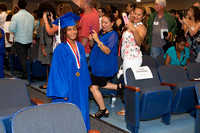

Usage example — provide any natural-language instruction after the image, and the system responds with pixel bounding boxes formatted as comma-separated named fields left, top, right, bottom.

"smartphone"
left=122, top=13, right=129, bottom=25
left=89, top=25, right=94, bottom=34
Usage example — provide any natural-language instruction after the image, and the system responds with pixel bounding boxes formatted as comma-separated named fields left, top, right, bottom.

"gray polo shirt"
left=151, top=14, right=168, bottom=47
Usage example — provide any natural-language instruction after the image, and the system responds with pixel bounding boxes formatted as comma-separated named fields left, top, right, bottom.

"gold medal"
left=76, top=72, right=80, bottom=77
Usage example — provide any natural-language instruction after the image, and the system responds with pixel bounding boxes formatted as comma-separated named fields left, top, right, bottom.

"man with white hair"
left=193, top=2, right=200, bottom=9
left=147, top=0, right=177, bottom=58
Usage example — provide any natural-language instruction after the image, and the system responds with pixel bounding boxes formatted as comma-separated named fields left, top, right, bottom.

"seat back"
left=156, top=55, right=165, bottom=67
left=126, top=67, right=160, bottom=88
left=141, top=55, right=157, bottom=68
left=189, top=54, right=196, bottom=63
left=0, top=78, right=32, bottom=117
left=28, top=43, right=39, bottom=60
left=12, top=103, right=87, bottom=133
left=158, top=65, right=188, bottom=84
left=186, top=63, right=200, bottom=80
left=0, top=120, right=6, bottom=133
left=125, top=68, right=172, bottom=127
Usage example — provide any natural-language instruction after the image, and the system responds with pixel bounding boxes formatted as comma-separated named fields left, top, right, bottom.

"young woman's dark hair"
left=175, top=30, right=187, bottom=44
left=189, top=6, right=200, bottom=22
left=37, top=2, right=56, bottom=20
left=61, top=27, right=68, bottom=43
left=6, top=13, right=12, bottom=21
left=18, top=0, right=27, bottom=9
left=98, top=7, right=106, bottom=14
left=0, top=3, right=7, bottom=11
left=99, top=13, right=119, bottom=35
left=149, top=7, right=155, bottom=13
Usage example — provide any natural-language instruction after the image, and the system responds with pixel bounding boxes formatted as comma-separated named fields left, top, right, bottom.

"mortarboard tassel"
left=58, top=19, right=61, bottom=44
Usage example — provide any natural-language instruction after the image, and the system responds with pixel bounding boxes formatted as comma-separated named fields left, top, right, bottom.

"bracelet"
left=98, top=42, right=103, bottom=48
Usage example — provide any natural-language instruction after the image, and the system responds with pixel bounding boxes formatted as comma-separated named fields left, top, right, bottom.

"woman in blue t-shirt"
left=164, top=34, right=190, bottom=69
left=89, top=13, right=123, bottom=118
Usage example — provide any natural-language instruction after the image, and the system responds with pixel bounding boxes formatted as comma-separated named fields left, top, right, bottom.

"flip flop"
left=116, top=108, right=125, bottom=116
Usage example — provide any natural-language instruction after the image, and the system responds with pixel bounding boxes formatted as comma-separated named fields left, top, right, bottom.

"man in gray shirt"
left=147, top=0, right=177, bottom=58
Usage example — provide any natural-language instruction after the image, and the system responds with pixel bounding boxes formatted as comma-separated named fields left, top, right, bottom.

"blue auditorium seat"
left=186, top=63, right=200, bottom=81
left=196, top=105, right=200, bottom=133
left=0, top=78, right=43, bottom=133
left=155, top=55, right=165, bottom=67
left=12, top=103, right=88, bottom=133
left=124, top=67, right=172, bottom=133
left=27, top=44, right=47, bottom=84
left=141, top=55, right=157, bottom=69
left=158, top=65, right=198, bottom=115
left=195, top=83, right=200, bottom=133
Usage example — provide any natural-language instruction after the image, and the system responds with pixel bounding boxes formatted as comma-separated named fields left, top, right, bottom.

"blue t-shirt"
left=164, top=46, right=190, bottom=66
left=89, top=31, right=118, bottom=77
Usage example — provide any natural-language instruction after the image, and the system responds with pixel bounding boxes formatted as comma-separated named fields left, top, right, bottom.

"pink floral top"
left=121, top=30, right=142, bottom=59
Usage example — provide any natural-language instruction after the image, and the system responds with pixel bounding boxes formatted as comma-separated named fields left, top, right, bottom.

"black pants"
left=14, top=42, right=31, bottom=77
left=4, top=47, right=11, bottom=68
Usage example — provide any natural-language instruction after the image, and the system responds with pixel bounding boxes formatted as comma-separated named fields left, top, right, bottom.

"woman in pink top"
left=117, top=7, right=147, bottom=116
left=121, top=6, right=147, bottom=84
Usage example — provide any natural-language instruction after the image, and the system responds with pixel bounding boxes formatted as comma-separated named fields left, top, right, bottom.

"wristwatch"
left=98, top=42, right=103, bottom=48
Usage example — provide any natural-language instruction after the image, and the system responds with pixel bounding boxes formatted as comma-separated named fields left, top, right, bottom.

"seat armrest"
left=88, top=129, right=100, bottom=133
left=124, top=85, right=140, bottom=92
left=196, top=105, right=200, bottom=110
left=31, top=97, right=44, bottom=105
left=161, top=82, right=177, bottom=87
left=190, top=78, right=200, bottom=81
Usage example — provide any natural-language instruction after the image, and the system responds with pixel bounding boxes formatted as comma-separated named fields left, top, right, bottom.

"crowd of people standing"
left=0, top=0, right=200, bottom=131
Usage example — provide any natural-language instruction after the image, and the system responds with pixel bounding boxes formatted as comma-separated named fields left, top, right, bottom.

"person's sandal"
left=93, top=108, right=109, bottom=118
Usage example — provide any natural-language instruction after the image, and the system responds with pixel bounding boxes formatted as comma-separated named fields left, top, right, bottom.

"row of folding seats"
left=0, top=78, right=100, bottom=133
left=141, top=54, right=197, bottom=69
left=0, top=102, right=91, bottom=133
left=124, top=64, right=200, bottom=133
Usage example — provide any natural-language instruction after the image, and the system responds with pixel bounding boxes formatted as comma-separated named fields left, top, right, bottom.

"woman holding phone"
left=89, top=13, right=124, bottom=118
left=118, top=6, right=147, bottom=115
left=121, top=6, right=147, bottom=84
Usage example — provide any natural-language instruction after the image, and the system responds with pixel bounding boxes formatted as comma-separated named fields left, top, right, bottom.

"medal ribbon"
left=67, top=39, right=81, bottom=69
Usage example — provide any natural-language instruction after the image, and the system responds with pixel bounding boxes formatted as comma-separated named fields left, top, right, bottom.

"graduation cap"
left=53, top=11, right=81, bottom=28
left=52, top=12, right=81, bottom=45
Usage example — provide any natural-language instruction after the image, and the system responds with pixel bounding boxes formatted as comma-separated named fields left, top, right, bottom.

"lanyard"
left=67, top=39, right=81, bottom=69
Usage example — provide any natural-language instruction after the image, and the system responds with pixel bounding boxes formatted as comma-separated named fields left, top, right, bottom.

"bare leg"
left=90, top=85, right=109, bottom=115
left=102, top=82, right=122, bottom=90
